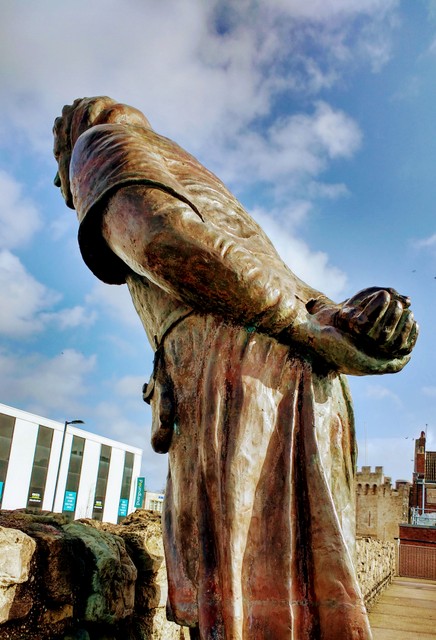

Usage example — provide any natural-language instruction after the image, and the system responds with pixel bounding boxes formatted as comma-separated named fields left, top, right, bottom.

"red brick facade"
left=399, top=524, right=436, bottom=547
left=410, top=430, right=436, bottom=518
left=398, top=524, right=436, bottom=579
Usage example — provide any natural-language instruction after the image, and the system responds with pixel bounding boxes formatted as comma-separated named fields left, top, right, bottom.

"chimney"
left=415, top=430, right=426, bottom=476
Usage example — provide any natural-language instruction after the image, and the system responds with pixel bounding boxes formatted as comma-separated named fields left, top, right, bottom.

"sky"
left=1, top=0, right=436, bottom=491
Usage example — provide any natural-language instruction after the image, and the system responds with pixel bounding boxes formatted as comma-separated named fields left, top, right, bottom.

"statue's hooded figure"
left=54, top=96, right=416, bottom=639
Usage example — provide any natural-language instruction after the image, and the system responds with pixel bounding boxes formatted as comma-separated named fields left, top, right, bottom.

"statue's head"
left=53, top=96, right=152, bottom=209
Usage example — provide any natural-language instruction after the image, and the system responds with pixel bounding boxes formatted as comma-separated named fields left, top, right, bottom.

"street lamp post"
left=51, top=419, right=84, bottom=512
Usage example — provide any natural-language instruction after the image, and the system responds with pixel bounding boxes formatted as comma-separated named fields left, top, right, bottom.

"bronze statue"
left=53, top=97, right=417, bottom=640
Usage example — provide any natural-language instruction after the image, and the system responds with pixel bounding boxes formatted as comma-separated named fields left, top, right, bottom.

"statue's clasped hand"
left=334, top=287, right=418, bottom=358
left=304, top=286, right=418, bottom=375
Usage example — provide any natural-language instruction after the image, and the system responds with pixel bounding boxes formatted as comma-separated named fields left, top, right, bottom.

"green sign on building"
left=134, top=477, right=145, bottom=508
left=63, top=491, right=77, bottom=512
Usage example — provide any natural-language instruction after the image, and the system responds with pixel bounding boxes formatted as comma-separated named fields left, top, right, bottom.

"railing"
left=410, top=507, right=436, bottom=526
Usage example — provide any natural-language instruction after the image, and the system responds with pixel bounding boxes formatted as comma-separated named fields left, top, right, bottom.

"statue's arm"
left=101, top=185, right=417, bottom=375
left=101, top=185, right=319, bottom=332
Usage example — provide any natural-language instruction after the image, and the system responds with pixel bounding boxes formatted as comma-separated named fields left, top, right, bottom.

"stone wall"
left=0, top=509, right=398, bottom=637
left=356, top=466, right=410, bottom=540
left=0, top=509, right=188, bottom=640
left=355, top=537, right=397, bottom=609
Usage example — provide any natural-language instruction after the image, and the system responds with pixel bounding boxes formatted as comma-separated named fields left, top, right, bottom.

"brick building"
left=409, top=430, right=436, bottom=525
left=398, top=524, right=436, bottom=579
left=356, top=466, right=410, bottom=541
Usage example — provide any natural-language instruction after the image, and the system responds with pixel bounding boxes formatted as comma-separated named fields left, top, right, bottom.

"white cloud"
left=0, top=0, right=397, bottom=158
left=114, top=375, right=146, bottom=400
left=0, top=171, right=41, bottom=249
left=307, top=181, right=349, bottom=199
left=215, top=102, right=362, bottom=193
left=0, top=250, right=60, bottom=337
left=86, top=281, right=144, bottom=329
left=365, top=384, right=402, bottom=407
left=250, top=207, right=347, bottom=299
left=93, top=400, right=147, bottom=447
left=413, top=233, right=436, bottom=250
left=311, top=101, right=362, bottom=158
left=43, top=305, right=97, bottom=330
left=0, top=250, right=94, bottom=337
left=0, top=348, right=96, bottom=417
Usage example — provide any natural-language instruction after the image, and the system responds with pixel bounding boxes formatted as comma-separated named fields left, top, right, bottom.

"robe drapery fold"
left=152, top=314, right=372, bottom=640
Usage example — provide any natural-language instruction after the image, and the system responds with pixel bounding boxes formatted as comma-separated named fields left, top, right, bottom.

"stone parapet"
left=355, top=536, right=397, bottom=609
left=0, top=509, right=398, bottom=636
left=0, top=509, right=188, bottom=640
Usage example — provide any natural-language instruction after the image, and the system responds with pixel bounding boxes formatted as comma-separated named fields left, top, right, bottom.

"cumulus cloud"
left=114, top=375, right=147, bottom=400
left=0, top=171, right=41, bottom=249
left=93, top=400, right=147, bottom=448
left=0, top=250, right=95, bottom=337
left=0, top=348, right=96, bottom=417
left=213, top=102, right=362, bottom=199
left=0, top=250, right=59, bottom=337
left=365, top=384, right=402, bottom=407
left=251, top=207, right=347, bottom=299
left=0, top=0, right=397, bottom=158
left=86, top=281, right=144, bottom=329
left=43, top=305, right=97, bottom=330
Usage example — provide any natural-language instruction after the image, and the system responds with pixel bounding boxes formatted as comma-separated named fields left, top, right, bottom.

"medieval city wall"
left=355, top=537, right=397, bottom=609
left=356, top=466, right=410, bottom=541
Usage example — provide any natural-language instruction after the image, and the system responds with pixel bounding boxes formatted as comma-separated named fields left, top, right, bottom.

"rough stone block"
left=0, top=526, right=36, bottom=623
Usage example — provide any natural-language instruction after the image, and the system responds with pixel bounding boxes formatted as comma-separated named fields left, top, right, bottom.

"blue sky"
left=1, top=0, right=435, bottom=490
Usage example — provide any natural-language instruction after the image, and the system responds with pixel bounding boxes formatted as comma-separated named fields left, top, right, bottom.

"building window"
left=62, top=435, right=85, bottom=519
left=92, top=444, right=112, bottom=521
left=150, top=499, right=163, bottom=513
left=27, top=425, right=53, bottom=509
left=426, top=453, right=436, bottom=482
left=118, top=451, right=134, bottom=523
left=0, top=413, right=15, bottom=508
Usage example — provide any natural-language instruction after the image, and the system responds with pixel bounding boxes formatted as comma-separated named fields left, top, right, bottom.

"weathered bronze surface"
left=53, top=97, right=418, bottom=640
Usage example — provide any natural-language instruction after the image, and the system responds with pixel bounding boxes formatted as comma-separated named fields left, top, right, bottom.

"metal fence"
left=410, top=507, right=436, bottom=527
left=399, top=544, right=436, bottom=580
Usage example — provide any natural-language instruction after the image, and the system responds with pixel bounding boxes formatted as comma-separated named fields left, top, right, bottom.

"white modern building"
left=144, top=490, right=165, bottom=513
left=0, top=402, right=144, bottom=524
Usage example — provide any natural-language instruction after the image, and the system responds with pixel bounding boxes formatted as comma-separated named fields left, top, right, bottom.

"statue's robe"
left=69, top=122, right=372, bottom=639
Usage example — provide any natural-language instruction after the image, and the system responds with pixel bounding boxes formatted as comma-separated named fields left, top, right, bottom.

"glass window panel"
left=0, top=413, right=15, bottom=507
left=27, top=425, right=53, bottom=509
left=92, top=444, right=112, bottom=521
left=62, top=436, right=85, bottom=520
left=117, top=451, right=134, bottom=523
